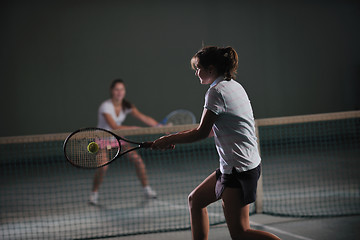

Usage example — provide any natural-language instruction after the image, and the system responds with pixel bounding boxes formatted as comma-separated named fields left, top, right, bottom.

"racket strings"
left=166, top=110, right=196, bottom=125
left=64, top=129, right=120, bottom=168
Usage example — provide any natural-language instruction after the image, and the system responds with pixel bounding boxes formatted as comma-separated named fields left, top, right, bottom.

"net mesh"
left=0, top=125, right=229, bottom=240
left=0, top=111, right=359, bottom=239
left=257, top=111, right=360, bottom=217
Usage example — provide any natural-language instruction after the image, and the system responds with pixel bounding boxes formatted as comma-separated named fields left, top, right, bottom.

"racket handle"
left=142, top=141, right=175, bottom=150
left=167, top=144, right=175, bottom=150
left=141, top=141, right=153, bottom=148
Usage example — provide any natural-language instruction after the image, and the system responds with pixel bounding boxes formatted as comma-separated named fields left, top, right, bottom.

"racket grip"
left=141, top=141, right=153, bottom=148
left=167, top=144, right=175, bottom=150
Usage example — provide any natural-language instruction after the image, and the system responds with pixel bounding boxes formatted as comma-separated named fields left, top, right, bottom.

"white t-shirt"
left=97, top=99, right=132, bottom=130
left=204, top=77, right=261, bottom=174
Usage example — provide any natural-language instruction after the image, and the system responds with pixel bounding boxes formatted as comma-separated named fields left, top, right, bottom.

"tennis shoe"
left=89, top=192, right=98, bottom=205
left=144, top=186, right=157, bottom=199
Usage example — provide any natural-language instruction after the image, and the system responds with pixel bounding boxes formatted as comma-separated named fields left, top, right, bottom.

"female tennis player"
left=151, top=46, right=280, bottom=240
left=89, top=79, right=158, bottom=204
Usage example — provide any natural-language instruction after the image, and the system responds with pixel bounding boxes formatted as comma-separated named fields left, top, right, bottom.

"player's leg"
left=222, top=188, right=280, bottom=240
left=127, top=150, right=148, bottom=187
left=90, top=149, right=109, bottom=204
left=92, top=165, right=109, bottom=192
left=126, top=146, right=156, bottom=198
left=188, top=171, right=218, bottom=240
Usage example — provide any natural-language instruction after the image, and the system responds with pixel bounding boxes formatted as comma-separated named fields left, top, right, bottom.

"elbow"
left=195, top=129, right=211, bottom=141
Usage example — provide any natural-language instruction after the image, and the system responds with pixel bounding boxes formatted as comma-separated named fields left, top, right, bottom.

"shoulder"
left=218, top=79, right=245, bottom=94
left=217, top=79, right=240, bottom=88
left=99, top=99, right=113, bottom=107
left=99, top=99, right=112, bottom=106
left=205, top=86, right=221, bottom=100
left=99, top=99, right=113, bottom=112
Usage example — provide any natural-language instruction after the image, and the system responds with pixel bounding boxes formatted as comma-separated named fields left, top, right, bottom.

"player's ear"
left=208, top=65, right=217, bottom=75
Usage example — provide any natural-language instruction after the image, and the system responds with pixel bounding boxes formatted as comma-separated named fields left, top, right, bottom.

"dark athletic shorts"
left=215, top=164, right=261, bottom=205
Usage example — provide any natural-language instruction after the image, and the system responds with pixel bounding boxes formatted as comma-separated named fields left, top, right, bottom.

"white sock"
left=90, top=191, right=98, bottom=202
left=143, top=186, right=151, bottom=192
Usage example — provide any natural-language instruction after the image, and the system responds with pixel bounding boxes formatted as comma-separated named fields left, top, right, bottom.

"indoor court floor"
left=116, top=214, right=360, bottom=240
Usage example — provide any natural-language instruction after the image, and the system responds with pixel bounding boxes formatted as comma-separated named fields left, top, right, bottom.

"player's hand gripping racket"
left=63, top=127, right=154, bottom=169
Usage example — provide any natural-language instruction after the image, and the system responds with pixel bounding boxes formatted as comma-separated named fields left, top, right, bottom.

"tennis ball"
left=87, top=142, right=99, bottom=154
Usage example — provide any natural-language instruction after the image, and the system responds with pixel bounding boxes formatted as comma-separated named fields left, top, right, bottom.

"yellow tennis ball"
left=87, top=142, right=99, bottom=154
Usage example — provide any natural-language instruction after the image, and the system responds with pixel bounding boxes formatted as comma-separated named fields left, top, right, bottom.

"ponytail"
left=221, top=47, right=238, bottom=80
left=191, top=46, right=239, bottom=80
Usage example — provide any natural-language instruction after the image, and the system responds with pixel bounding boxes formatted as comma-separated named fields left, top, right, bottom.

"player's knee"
left=129, top=154, right=142, bottom=163
left=134, top=159, right=144, bottom=167
left=188, top=192, right=195, bottom=209
left=99, top=165, right=109, bottom=173
left=188, top=191, right=200, bottom=210
left=229, top=229, right=247, bottom=240
left=128, top=152, right=137, bottom=158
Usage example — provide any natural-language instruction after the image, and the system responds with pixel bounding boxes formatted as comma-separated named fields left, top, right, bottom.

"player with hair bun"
left=151, top=46, right=280, bottom=240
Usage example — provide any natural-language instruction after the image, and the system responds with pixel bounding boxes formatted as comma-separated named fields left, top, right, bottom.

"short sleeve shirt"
left=97, top=99, right=132, bottom=130
left=204, top=77, right=261, bottom=174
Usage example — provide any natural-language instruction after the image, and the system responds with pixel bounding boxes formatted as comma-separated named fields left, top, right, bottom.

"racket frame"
left=160, top=109, right=196, bottom=125
left=63, top=127, right=151, bottom=169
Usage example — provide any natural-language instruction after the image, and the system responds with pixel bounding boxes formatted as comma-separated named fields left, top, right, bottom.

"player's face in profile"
left=111, top=83, right=126, bottom=102
left=195, top=65, right=213, bottom=85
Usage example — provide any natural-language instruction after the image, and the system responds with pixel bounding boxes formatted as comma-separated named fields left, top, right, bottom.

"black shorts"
left=215, top=164, right=261, bottom=205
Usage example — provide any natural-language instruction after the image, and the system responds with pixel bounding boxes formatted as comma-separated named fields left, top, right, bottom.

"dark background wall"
left=1, top=0, right=359, bottom=137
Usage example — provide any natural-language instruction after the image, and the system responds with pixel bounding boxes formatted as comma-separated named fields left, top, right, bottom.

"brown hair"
left=110, top=79, right=133, bottom=110
left=191, top=46, right=239, bottom=80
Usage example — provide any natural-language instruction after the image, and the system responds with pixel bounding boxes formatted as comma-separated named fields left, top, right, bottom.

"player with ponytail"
left=152, top=46, right=280, bottom=240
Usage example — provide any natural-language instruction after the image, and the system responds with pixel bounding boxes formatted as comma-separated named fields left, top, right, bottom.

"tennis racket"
left=63, top=127, right=155, bottom=169
left=160, top=109, right=196, bottom=125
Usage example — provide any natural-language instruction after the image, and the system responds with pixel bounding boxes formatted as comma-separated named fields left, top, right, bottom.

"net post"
left=255, top=122, right=263, bottom=214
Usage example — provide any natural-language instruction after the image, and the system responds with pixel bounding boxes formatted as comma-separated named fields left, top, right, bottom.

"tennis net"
left=0, top=111, right=359, bottom=239
left=256, top=110, right=360, bottom=217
